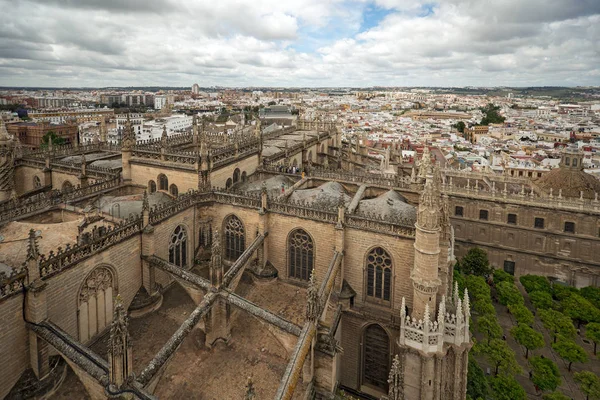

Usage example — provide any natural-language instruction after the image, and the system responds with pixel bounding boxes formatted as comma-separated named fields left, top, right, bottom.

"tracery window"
left=224, top=215, right=245, bottom=261
left=288, top=228, right=314, bottom=281
left=169, top=225, right=188, bottom=268
left=78, top=266, right=114, bottom=343
left=366, top=247, right=392, bottom=301
left=363, top=324, right=390, bottom=391
left=33, top=176, right=42, bottom=188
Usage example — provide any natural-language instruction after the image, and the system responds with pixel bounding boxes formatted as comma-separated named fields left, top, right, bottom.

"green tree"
left=459, top=248, right=492, bottom=276
left=552, top=338, right=588, bottom=372
left=561, top=294, right=600, bottom=327
left=553, top=284, right=579, bottom=301
left=509, top=303, right=534, bottom=326
left=493, top=269, right=514, bottom=285
left=585, top=322, right=600, bottom=355
left=489, top=375, right=526, bottom=400
left=466, top=356, right=489, bottom=400
left=530, top=291, right=554, bottom=310
left=519, top=275, right=552, bottom=293
left=574, top=371, right=600, bottom=400
left=542, top=391, right=570, bottom=400
left=454, top=268, right=466, bottom=294
left=497, top=281, right=524, bottom=306
left=539, top=309, right=576, bottom=343
left=480, top=339, right=522, bottom=376
left=40, top=131, right=66, bottom=148
left=580, top=286, right=600, bottom=309
left=474, top=298, right=496, bottom=316
left=511, top=323, right=544, bottom=359
left=454, top=121, right=466, bottom=133
left=479, top=103, right=506, bottom=126
left=478, top=314, right=503, bottom=344
left=466, top=275, right=491, bottom=301
left=530, top=356, right=561, bottom=392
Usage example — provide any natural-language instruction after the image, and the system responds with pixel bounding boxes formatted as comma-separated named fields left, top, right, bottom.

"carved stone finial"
left=108, top=294, right=133, bottom=387
left=387, top=354, right=404, bottom=400
left=244, top=376, right=256, bottom=400
left=306, top=269, right=319, bottom=322
left=142, top=190, right=149, bottom=213
left=26, top=229, right=39, bottom=261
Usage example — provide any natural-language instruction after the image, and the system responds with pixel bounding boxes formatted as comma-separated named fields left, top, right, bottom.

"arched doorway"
left=362, top=324, right=390, bottom=392
left=169, top=225, right=188, bottom=268
left=78, top=266, right=115, bottom=343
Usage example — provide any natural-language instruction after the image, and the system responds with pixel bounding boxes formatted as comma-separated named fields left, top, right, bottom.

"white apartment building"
left=139, top=115, right=194, bottom=141
left=154, top=96, right=167, bottom=110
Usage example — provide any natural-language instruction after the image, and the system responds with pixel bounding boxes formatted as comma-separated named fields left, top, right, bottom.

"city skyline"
left=0, top=0, right=599, bottom=87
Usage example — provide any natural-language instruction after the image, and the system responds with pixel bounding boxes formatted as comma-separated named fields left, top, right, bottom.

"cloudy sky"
left=0, top=0, right=598, bottom=87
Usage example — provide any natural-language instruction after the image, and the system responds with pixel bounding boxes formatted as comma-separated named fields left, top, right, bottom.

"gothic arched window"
left=226, top=178, right=233, bottom=189
left=169, top=225, right=188, bottom=268
left=158, top=174, right=168, bottom=191
left=148, top=180, right=156, bottom=193
left=362, top=324, right=390, bottom=391
left=169, top=184, right=178, bottom=197
left=78, top=266, right=115, bottom=343
left=288, top=228, right=314, bottom=281
left=224, top=215, right=245, bottom=261
left=366, top=247, right=392, bottom=301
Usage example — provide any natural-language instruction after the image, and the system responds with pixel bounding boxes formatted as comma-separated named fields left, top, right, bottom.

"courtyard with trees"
left=458, top=247, right=600, bottom=400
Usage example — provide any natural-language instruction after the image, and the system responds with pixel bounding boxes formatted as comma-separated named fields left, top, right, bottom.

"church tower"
left=0, top=119, right=16, bottom=202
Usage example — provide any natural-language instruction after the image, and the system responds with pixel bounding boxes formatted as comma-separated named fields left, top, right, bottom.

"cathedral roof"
left=357, top=190, right=416, bottom=224
left=289, top=181, right=351, bottom=209
left=535, top=168, right=600, bottom=199
left=535, top=145, right=600, bottom=199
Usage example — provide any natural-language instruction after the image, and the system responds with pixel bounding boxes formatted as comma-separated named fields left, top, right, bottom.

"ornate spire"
left=121, top=114, right=135, bottom=150
left=416, top=174, right=440, bottom=230
left=161, top=125, right=168, bottom=146
left=142, top=190, right=149, bottom=213
left=0, top=118, right=11, bottom=141
left=244, top=377, right=256, bottom=400
left=387, top=354, right=404, bottom=400
left=108, top=295, right=133, bottom=387
left=306, top=269, right=319, bottom=322
left=26, top=229, right=39, bottom=261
